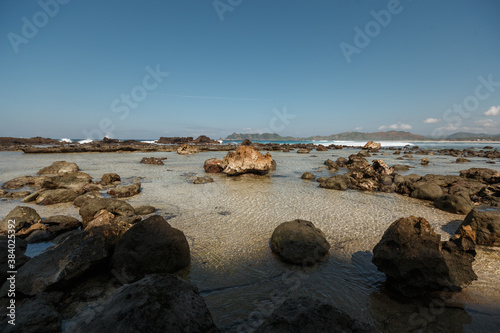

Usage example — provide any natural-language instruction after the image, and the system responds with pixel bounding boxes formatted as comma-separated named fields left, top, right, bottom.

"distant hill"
left=446, top=132, right=500, bottom=141
left=307, top=131, right=428, bottom=141
left=225, top=133, right=295, bottom=141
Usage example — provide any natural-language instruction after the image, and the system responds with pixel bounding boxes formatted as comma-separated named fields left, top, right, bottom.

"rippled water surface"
left=1, top=149, right=499, bottom=331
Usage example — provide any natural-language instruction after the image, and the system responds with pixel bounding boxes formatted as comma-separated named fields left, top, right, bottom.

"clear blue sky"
left=1, top=0, right=499, bottom=139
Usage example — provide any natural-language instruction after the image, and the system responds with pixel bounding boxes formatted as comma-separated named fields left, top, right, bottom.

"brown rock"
left=219, top=145, right=275, bottom=176
left=177, top=144, right=199, bottom=155
left=37, top=161, right=79, bottom=175
left=203, top=158, right=223, bottom=173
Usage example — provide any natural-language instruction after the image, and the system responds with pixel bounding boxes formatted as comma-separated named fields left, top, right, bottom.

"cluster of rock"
left=1, top=161, right=142, bottom=205
left=157, top=135, right=219, bottom=144
left=140, top=157, right=165, bottom=165
left=313, top=152, right=500, bottom=215
left=0, top=196, right=218, bottom=331
left=204, top=145, right=276, bottom=176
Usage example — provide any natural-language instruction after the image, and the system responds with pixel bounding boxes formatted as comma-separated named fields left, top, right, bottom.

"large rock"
left=107, top=182, right=141, bottom=198
left=301, top=172, right=316, bottom=180
left=363, top=141, right=381, bottom=150
left=79, top=198, right=135, bottom=224
left=35, top=189, right=78, bottom=205
left=177, top=143, right=199, bottom=155
left=48, top=172, right=93, bottom=193
left=1, top=206, right=41, bottom=233
left=73, top=192, right=102, bottom=207
left=43, top=215, right=82, bottom=236
left=372, top=216, right=477, bottom=297
left=37, top=161, right=79, bottom=175
left=0, top=236, right=29, bottom=283
left=433, top=193, right=474, bottom=215
left=204, top=158, right=223, bottom=173
left=319, top=175, right=350, bottom=191
left=410, top=182, right=444, bottom=201
left=255, top=296, right=373, bottom=333
left=1, top=230, right=110, bottom=296
left=64, top=274, right=218, bottom=333
left=270, top=219, right=330, bottom=265
left=460, top=167, right=500, bottom=184
left=219, top=145, right=275, bottom=176
left=112, top=215, right=190, bottom=283
left=459, top=208, right=500, bottom=246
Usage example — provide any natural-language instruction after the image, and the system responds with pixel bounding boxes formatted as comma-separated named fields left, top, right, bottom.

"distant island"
left=225, top=131, right=500, bottom=142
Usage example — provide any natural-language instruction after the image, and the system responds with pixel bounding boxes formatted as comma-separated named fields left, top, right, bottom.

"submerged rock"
left=134, top=205, right=156, bottom=215
left=301, top=172, right=316, bottom=180
left=140, top=157, right=164, bottom=165
left=372, top=216, right=477, bottom=297
left=112, top=215, right=190, bottom=283
left=270, top=219, right=330, bottom=265
left=458, top=208, right=500, bottom=246
left=37, top=161, right=79, bottom=175
left=255, top=296, right=373, bottom=333
left=64, top=274, right=218, bottom=333
left=219, top=145, right=275, bottom=176
left=193, top=176, right=214, bottom=184
left=319, top=175, right=350, bottom=191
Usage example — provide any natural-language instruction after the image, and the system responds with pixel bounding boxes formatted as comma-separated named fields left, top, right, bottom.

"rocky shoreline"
left=0, top=141, right=499, bottom=332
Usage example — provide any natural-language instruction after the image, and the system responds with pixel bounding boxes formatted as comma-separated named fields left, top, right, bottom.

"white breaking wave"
left=79, top=139, right=93, bottom=144
left=141, top=140, right=157, bottom=144
left=59, top=138, right=72, bottom=143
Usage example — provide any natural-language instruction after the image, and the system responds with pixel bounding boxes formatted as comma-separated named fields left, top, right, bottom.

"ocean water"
left=0, top=149, right=499, bottom=331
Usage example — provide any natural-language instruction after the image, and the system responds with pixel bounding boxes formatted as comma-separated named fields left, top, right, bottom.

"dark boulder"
left=460, top=168, right=500, bottom=184
left=44, top=215, right=82, bottom=236
left=372, top=216, right=477, bottom=297
left=433, top=193, right=474, bottom=215
left=35, top=189, right=78, bottom=205
left=319, top=175, right=350, bottom=191
left=204, top=158, right=223, bottom=173
left=410, top=182, right=444, bottom=201
left=241, top=139, right=252, bottom=146
left=255, top=296, right=373, bottom=333
left=140, top=157, right=164, bottom=165
left=459, top=208, right=500, bottom=246
left=193, top=176, right=214, bottom=184
left=64, top=274, right=218, bottom=333
left=112, top=215, right=190, bottom=283
left=134, top=205, right=156, bottom=215
left=270, top=219, right=330, bottom=265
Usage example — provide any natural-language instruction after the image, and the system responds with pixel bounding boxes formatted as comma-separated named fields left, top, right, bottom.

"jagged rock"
left=372, top=216, right=477, bottom=297
left=112, top=215, right=190, bottom=283
left=219, top=145, right=275, bottom=176
left=134, top=205, right=156, bottom=215
left=193, top=176, right=214, bottom=184
left=1, top=206, right=41, bottom=233
left=460, top=168, right=500, bottom=184
left=421, top=158, right=430, bottom=166
left=411, top=182, right=444, bottom=201
left=301, top=172, right=316, bottom=180
left=37, top=161, right=79, bottom=175
left=101, top=173, right=121, bottom=184
left=204, top=158, right=223, bottom=173
left=372, top=159, right=393, bottom=176
left=35, top=189, right=78, bottom=205
left=79, top=198, right=135, bottom=225
left=64, top=274, right=218, bottom=333
left=140, top=157, right=164, bottom=165
left=241, top=139, right=252, bottom=146
left=458, top=208, right=500, bottom=246
left=433, top=193, right=474, bottom=214
left=177, top=143, right=199, bottom=155
left=107, top=183, right=141, bottom=198
left=255, top=296, right=374, bottom=333
left=363, top=141, right=381, bottom=150
left=270, top=219, right=330, bottom=265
